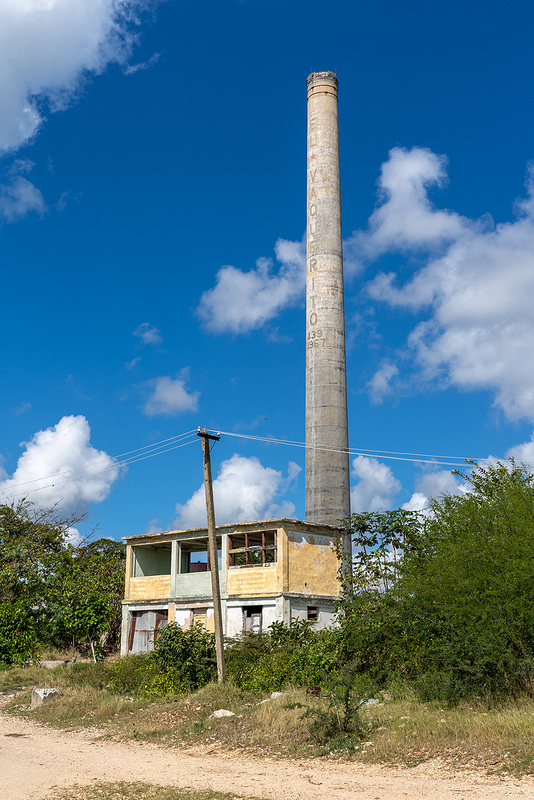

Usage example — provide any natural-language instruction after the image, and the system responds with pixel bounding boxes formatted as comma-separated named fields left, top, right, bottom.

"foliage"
left=340, top=509, right=423, bottom=594
left=0, top=502, right=125, bottom=661
left=105, top=654, right=168, bottom=697
left=225, top=621, right=344, bottom=693
left=0, top=501, right=72, bottom=607
left=0, top=602, right=39, bottom=666
left=151, top=623, right=217, bottom=693
left=49, top=538, right=125, bottom=656
left=338, top=461, right=534, bottom=701
left=302, top=665, right=372, bottom=751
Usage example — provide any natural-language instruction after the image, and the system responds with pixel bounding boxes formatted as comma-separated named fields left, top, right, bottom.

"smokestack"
left=305, top=72, right=351, bottom=541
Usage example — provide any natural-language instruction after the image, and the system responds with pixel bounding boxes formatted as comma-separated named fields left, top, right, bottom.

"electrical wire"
left=2, top=430, right=198, bottom=493
left=212, top=430, right=527, bottom=467
left=1, top=431, right=199, bottom=502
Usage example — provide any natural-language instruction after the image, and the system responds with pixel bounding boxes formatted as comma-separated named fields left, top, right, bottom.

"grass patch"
left=3, top=660, right=534, bottom=775
left=45, top=782, right=267, bottom=800
left=359, top=686, right=534, bottom=774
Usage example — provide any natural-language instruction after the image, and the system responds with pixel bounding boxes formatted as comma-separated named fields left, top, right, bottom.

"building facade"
left=121, top=518, right=341, bottom=655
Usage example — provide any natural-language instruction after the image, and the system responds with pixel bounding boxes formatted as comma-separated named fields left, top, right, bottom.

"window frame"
left=227, top=530, right=277, bottom=568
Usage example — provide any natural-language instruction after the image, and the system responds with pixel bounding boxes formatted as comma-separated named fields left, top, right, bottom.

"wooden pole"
left=197, top=429, right=226, bottom=683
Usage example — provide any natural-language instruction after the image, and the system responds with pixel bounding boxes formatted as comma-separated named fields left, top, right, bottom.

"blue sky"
left=2, top=0, right=534, bottom=541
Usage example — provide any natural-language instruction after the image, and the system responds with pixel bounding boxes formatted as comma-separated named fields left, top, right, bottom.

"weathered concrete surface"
left=287, top=530, right=340, bottom=595
left=31, top=687, right=59, bottom=709
left=305, top=71, right=351, bottom=531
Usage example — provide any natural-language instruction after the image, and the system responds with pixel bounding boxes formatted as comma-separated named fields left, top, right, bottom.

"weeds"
left=45, top=783, right=267, bottom=800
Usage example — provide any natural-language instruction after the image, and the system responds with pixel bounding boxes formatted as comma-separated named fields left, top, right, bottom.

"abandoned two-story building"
left=121, top=517, right=341, bottom=655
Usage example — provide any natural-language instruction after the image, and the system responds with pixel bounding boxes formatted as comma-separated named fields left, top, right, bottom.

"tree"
left=400, top=460, right=534, bottom=698
left=339, top=461, right=534, bottom=699
left=50, top=538, right=126, bottom=657
left=0, top=502, right=125, bottom=663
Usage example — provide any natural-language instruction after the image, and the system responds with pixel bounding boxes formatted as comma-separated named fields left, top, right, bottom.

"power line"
left=213, top=430, right=528, bottom=467
left=2, top=430, right=198, bottom=493
left=1, top=431, right=199, bottom=502
left=2, top=424, right=529, bottom=505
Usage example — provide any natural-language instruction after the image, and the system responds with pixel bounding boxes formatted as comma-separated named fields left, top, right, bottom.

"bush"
left=151, top=623, right=217, bottom=693
left=338, top=461, right=534, bottom=702
left=0, top=603, right=39, bottom=666
left=226, top=621, right=344, bottom=693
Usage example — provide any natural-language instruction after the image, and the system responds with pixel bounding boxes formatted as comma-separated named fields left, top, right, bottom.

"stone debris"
left=209, top=709, right=235, bottom=719
left=31, top=688, right=60, bottom=709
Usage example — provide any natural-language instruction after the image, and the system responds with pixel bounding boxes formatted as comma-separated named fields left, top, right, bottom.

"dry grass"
left=361, top=690, right=534, bottom=774
left=45, top=782, right=266, bottom=800
left=3, top=662, right=534, bottom=775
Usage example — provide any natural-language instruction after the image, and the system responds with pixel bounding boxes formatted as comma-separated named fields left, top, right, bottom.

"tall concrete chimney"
left=305, top=72, right=351, bottom=544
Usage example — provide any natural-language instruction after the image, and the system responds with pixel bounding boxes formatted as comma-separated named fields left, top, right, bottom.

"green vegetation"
left=339, top=461, right=534, bottom=702
left=0, top=501, right=125, bottom=664
left=3, top=459, right=534, bottom=771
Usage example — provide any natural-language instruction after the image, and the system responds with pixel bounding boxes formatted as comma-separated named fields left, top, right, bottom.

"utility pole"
left=197, top=428, right=226, bottom=683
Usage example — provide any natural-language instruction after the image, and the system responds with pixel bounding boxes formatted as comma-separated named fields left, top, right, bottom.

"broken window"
left=307, top=606, right=318, bottom=622
left=243, top=606, right=262, bottom=634
left=228, top=530, right=277, bottom=567
left=180, top=537, right=222, bottom=574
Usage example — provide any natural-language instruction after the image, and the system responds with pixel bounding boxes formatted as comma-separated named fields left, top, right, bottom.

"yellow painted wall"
left=287, top=531, right=340, bottom=596
left=127, top=575, right=171, bottom=601
left=226, top=565, right=280, bottom=597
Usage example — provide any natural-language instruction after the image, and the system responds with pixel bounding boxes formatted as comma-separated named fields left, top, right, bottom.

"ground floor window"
left=307, top=606, right=318, bottom=622
left=128, top=608, right=168, bottom=654
left=243, top=606, right=262, bottom=633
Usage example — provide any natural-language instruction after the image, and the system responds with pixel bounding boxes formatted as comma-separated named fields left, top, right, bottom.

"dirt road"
left=1, top=701, right=533, bottom=800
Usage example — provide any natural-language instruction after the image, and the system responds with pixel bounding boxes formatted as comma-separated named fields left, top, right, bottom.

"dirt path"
left=1, top=702, right=533, bottom=800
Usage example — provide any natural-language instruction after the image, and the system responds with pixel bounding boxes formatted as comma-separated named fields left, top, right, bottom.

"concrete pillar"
left=305, top=71, right=351, bottom=533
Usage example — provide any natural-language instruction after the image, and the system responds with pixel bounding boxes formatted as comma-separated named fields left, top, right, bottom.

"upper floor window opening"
left=228, top=530, right=277, bottom=567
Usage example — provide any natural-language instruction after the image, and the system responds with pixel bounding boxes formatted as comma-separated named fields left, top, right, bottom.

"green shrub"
left=226, top=622, right=344, bottom=693
left=151, top=623, right=217, bottom=692
left=0, top=603, right=39, bottom=666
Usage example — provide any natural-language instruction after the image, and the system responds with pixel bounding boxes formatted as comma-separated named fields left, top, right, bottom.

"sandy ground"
left=1, top=699, right=534, bottom=800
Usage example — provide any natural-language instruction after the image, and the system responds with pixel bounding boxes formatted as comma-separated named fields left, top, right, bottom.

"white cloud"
left=356, top=149, right=534, bottom=422
left=174, top=454, right=297, bottom=528
left=0, top=415, right=120, bottom=514
left=143, top=370, right=199, bottom=417
left=345, top=147, right=468, bottom=270
left=145, top=518, right=163, bottom=534
left=0, top=0, right=154, bottom=155
left=350, top=455, right=401, bottom=512
left=506, top=434, right=534, bottom=465
left=401, top=492, right=429, bottom=513
left=402, top=468, right=464, bottom=513
left=133, top=322, right=162, bottom=346
left=0, top=159, right=45, bottom=222
left=197, top=237, right=305, bottom=334
left=367, top=360, right=399, bottom=404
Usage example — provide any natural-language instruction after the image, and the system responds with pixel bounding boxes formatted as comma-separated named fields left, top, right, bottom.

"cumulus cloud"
left=350, top=455, right=401, bottom=512
left=402, top=468, right=464, bottom=513
left=345, top=147, right=468, bottom=270
left=355, top=148, right=534, bottom=422
left=0, top=0, right=155, bottom=155
left=174, top=454, right=298, bottom=528
left=133, top=322, right=162, bottom=346
left=197, top=237, right=305, bottom=334
left=0, top=415, right=120, bottom=514
left=143, top=370, right=199, bottom=416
